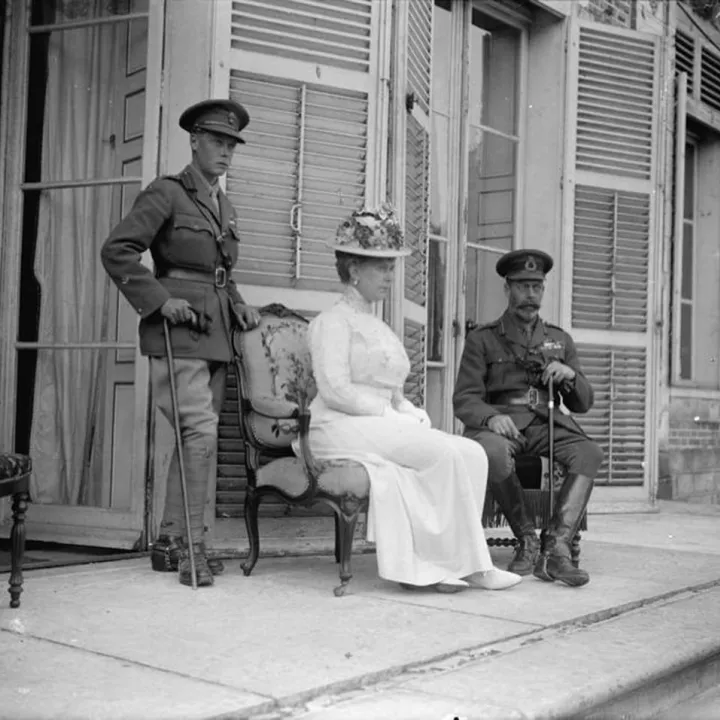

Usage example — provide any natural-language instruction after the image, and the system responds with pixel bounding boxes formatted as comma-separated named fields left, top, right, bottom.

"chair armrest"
left=248, top=396, right=299, bottom=419
left=294, top=405, right=322, bottom=488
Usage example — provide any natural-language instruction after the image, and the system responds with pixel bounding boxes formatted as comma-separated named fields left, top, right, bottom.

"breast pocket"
left=165, top=212, right=217, bottom=265
left=486, top=355, right=509, bottom=384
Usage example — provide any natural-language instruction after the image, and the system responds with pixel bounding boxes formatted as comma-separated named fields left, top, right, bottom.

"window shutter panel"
left=226, top=0, right=377, bottom=291
left=397, top=0, right=433, bottom=406
left=567, top=21, right=660, bottom=486
left=216, top=0, right=384, bottom=519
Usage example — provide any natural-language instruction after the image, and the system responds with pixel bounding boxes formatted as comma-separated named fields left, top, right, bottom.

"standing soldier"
left=101, top=99, right=260, bottom=588
left=453, top=249, right=603, bottom=587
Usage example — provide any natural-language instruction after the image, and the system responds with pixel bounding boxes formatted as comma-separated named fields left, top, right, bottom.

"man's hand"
left=542, top=360, right=576, bottom=386
left=487, top=414, right=523, bottom=443
left=160, top=298, right=197, bottom=326
left=233, top=303, right=261, bottom=331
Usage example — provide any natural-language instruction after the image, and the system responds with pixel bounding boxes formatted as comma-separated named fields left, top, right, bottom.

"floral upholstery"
left=257, top=457, right=370, bottom=498
left=0, top=453, right=32, bottom=482
left=232, top=305, right=317, bottom=449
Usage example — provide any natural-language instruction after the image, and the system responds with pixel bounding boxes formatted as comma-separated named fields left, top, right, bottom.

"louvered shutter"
left=215, top=0, right=388, bottom=519
left=225, top=0, right=381, bottom=294
left=565, top=21, right=661, bottom=486
left=393, top=0, right=433, bottom=406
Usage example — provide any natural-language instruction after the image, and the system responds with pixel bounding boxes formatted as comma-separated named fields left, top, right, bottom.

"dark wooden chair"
left=0, top=453, right=31, bottom=607
left=231, top=303, right=370, bottom=597
left=483, top=454, right=586, bottom=567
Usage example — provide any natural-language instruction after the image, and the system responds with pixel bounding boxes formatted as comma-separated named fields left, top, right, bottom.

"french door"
left=0, top=0, right=164, bottom=547
left=424, top=0, right=527, bottom=431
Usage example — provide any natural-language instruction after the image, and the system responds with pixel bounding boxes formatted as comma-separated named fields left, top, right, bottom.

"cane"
left=547, top=376, right=555, bottom=529
left=163, top=318, right=198, bottom=590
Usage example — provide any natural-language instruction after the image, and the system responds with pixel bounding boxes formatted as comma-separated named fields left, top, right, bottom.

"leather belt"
left=492, top=389, right=549, bottom=408
left=163, top=267, right=227, bottom=288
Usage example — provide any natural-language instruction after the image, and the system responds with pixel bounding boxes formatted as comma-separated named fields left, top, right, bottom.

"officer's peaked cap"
left=179, top=99, right=250, bottom=143
left=496, top=249, right=554, bottom=282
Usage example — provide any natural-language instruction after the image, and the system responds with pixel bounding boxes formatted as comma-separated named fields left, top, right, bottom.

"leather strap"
left=163, top=267, right=228, bottom=288
left=492, top=389, right=549, bottom=407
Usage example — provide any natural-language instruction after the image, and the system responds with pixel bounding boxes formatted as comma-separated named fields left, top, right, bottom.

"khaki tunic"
left=101, top=164, right=245, bottom=362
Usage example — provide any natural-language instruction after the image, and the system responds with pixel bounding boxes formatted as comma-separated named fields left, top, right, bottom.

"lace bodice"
left=308, top=287, right=412, bottom=417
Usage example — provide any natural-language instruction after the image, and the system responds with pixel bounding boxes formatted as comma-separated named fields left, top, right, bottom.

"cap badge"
left=524, top=256, right=538, bottom=271
left=227, top=111, right=237, bottom=129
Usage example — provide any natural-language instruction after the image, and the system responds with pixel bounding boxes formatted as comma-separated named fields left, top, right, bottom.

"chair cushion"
left=0, top=453, right=32, bottom=480
left=257, top=456, right=370, bottom=499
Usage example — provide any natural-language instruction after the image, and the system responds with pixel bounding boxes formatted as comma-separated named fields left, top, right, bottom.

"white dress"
left=304, top=287, right=494, bottom=586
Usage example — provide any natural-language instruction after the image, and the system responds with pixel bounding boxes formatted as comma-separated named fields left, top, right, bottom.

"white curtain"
left=29, top=7, right=123, bottom=505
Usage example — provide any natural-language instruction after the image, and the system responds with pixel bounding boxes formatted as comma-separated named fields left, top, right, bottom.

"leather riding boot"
left=150, top=535, right=224, bottom=575
left=177, top=435, right=218, bottom=588
left=534, top=473, right=594, bottom=587
left=491, top=473, right=540, bottom=575
left=178, top=543, right=214, bottom=587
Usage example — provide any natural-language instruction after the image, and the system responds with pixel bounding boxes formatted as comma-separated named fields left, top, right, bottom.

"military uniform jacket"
left=453, top=311, right=594, bottom=435
left=101, top=164, right=246, bottom=362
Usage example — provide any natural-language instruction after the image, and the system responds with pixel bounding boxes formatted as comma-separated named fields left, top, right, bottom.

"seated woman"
left=303, top=204, right=521, bottom=594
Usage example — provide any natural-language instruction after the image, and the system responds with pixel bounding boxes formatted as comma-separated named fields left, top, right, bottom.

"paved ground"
left=1, top=501, right=720, bottom=720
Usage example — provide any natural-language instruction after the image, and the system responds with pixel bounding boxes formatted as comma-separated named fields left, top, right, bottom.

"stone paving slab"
left=1, top=556, right=529, bottom=704
left=292, top=586, right=720, bottom=720
left=1, top=633, right=271, bottom=720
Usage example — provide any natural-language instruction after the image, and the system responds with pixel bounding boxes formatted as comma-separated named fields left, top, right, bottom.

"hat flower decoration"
left=333, top=202, right=411, bottom=257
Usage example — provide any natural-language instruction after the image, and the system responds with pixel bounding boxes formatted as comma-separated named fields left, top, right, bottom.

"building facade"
left=0, top=0, right=716, bottom=549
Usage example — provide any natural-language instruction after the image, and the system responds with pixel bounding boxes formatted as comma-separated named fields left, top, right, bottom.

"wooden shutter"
left=566, top=21, right=660, bottom=486
left=215, top=0, right=389, bottom=517
left=394, top=0, right=433, bottom=406
left=225, top=0, right=379, bottom=293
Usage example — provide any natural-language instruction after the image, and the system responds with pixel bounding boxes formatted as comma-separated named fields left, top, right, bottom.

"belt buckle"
left=527, top=388, right=539, bottom=407
left=214, top=267, right=227, bottom=288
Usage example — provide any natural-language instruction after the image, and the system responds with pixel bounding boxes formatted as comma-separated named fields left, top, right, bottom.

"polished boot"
left=178, top=544, right=214, bottom=587
left=491, top=473, right=540, bottom=575
left=151, top=535, right=224, bottom=575
left=534, top=473, right=593, bottom=587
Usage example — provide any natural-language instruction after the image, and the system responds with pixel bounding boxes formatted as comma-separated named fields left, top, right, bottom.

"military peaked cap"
left=179, top=99, right=250, bottom=143
left=496, top=249, right=554, bottom=282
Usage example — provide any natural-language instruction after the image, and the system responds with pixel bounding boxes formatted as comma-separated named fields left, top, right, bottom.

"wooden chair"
left=483, top=454, right=587, bottom=567
left=0, top=453, right=31, bottom=608
left=231, top=303, right=370, bottom=596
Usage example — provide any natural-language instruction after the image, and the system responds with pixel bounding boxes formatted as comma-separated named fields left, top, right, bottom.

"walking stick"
left=547, top=375, right=555, bottom=530
left=163, top=318, right=198, bottom=590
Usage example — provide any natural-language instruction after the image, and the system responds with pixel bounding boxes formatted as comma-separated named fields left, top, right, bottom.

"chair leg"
left=333, top=513, right=341, bottom=564
left=571, top=532, right=581, bottom=569
left=333, top=500, right=362, bottom=598
left=9, top=492, right=29, bottom=609
left=241, top=487, right=261, bottom=577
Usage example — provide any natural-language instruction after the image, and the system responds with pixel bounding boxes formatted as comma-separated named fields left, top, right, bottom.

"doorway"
left=1, top=0, right=161, bottom=548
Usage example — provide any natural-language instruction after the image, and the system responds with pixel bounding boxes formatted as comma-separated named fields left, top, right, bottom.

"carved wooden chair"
left=231, top=303, right=370, bottom=596
left=482, top=455, right=587, bottom=567
left=0, top=453, right=31, bottom=607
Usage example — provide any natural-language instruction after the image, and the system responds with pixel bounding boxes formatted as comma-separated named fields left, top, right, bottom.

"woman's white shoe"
left=400, top=578, right=470, bottom=594
left=463, top=568, right=522, bottom=590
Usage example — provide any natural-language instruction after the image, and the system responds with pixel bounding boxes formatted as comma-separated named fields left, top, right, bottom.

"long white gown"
left=303, top=286, right=494, bottom=586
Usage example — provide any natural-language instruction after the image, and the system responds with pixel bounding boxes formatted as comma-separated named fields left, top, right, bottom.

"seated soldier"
left=453, top=249, right=603, bottom=587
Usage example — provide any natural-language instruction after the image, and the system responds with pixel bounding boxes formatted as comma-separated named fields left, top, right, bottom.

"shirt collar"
left=188, top=163, right=219, bottom=196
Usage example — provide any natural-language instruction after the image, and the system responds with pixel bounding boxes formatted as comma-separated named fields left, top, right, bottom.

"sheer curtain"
left=29, top=5, right=123, bottom=505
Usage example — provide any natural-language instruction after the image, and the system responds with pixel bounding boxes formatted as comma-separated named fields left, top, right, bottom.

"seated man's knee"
left=464, top=430, right=514, bottom=483
left=565, top=438, right=604, bottom=477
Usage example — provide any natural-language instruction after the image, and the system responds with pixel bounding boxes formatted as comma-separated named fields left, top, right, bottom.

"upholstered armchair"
left=231, top=304, right=370, bottom=596
left=482, top=455, right=586, bottom=567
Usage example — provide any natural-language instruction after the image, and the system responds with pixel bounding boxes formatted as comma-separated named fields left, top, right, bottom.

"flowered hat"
left=332, top=203, right=412, bottom=258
